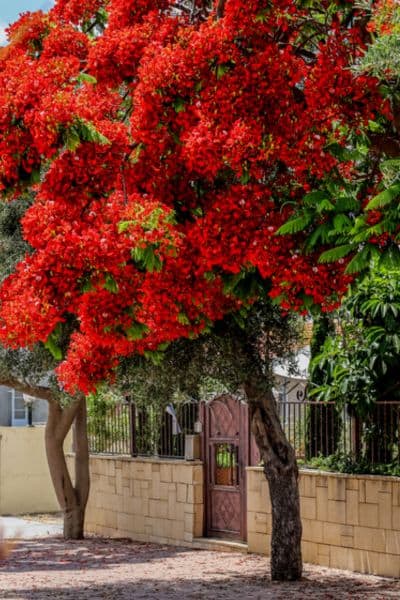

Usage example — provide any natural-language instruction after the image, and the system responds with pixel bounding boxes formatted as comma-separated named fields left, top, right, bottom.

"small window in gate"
left=214, top=443, right=238, bottom=486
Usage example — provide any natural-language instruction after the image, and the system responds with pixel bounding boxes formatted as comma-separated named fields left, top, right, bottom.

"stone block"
left=160, top=463, right=172, bottom=483
left=300, top=473, right=316, bottom=498
left=326, top=500, right=345, bottom=524
left=149, top=499, right=168, bottom=519
left=316, top=544, right=330, bottom=567
left=378, top=492, right=392, bottom=530
left=330, top=546, right=351, bottom=571
left=117, top=512, right=133, bottom=532
left=316, top=486, right=328, bottom=521
left=386, top=530, right=400, bottom=555
left=378, top=553, right=400, bottom=578
left=102, top=493, right=121, bottom=511
left=359, top=503, right=379, bottom=528
left=302, top=518, right=324, bottom=544
left=346, top=489, right=359, bottom=525
left=359, top=480, right=366, bottom=503
left=354, top=526, right=386, bottom=553
left=250, top=512, right=270, bottom=535
left=184, top=512, right=193, bottom=534
left=316, top=475, right=328, bottom=488
left=247, top=490, right=267, bottom=513
left=193, top=483, right=203, bottom=505
left=323, top=523, right=342, bottom=546
left=328, top=476, right=346, bottom=501
left=152, top=462, right=160, bottom=473
left=392, top=482, right=400, bottom=506
left=248, top=532, right=270, bottom=555
left=322, top=523, right=353, bottom=547
left=365, top=479, right=380, bottom=504
left=177, top=483, right=187, bottom=503
left=150, top=474, right=161, bottom=500
left=393, top=506, right=400, bottom=530
left=246, top=469, right=261, bottom=493
left=193, top=506, right=204, bottom=538
left=345, top=477, right=359, bottom=491
left=301, top=497, right=316, bottom=521
left=172, top=465, right=193, bottom=484
left=301, top=541, right=318, bottom=564
left=115, top=469, right=123, bottom=495
left=193, top=466, right=204, bottom=485
left=104, top=509, right=117, bottom=529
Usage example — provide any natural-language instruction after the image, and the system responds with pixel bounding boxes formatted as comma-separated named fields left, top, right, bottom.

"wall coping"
left=246, top=465, right=400, bottom=482
left=66, top=452, right=202, bottom=466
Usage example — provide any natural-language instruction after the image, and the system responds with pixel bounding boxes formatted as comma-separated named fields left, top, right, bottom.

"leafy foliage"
left=309, top=267, right=400, bottom=416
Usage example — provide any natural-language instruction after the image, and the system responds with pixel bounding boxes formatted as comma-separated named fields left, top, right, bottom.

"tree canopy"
left=0, top=0, right=389, bottom=394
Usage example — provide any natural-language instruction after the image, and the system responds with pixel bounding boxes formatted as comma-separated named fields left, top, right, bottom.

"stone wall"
left=81, top=455, right=204, bottom=545
left=247, top=467, right=400, bottom=578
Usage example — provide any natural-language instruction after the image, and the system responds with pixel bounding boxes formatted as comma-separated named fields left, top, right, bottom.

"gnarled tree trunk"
left=45, top=396, right=90, bottom=540
left=245, top=377, right=302, bottom=581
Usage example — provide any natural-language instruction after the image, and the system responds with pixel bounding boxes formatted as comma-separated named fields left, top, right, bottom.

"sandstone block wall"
left=79, top=455, right=204, bottom=546
left=247, top=467, right=400, bottom=578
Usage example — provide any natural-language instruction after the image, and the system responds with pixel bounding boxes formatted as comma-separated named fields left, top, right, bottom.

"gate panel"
left=203, top=395, right=248, bottom=541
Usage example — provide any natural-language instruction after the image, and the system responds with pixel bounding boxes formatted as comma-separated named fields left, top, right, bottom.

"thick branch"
left=0, top=374, right=58, bottom=404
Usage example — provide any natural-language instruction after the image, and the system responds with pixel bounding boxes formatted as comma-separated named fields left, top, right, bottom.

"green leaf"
left=302, top=190, right=330, bottom=206
left=345, top=246, right=375, bottom=275
left=378, top=246, right=400, bottom=270
left=131, top=245, right=162, bottom=272
left=76, top=73, right=97, bottom=85
left=126, top=321, right=149, bottom=341
left=143, top=350, right=164, bottom=365
left=103, top=274, right=119, bottom=294
left=177, top=312, right=190, bottom=325
left=318, top=244, right=354, bottom=264
left=44, top=331, right=63, bottom=361
left=173, top=97, right=186, bottom=113
left=78, top=119, right=110, bottom=145
left=64, top=125, right=81, bottom=151
left=366, top=184, right=400, bottom=210
left=276, top=214, right=313, bottom=235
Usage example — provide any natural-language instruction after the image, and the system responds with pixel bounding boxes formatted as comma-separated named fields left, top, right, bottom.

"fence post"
left=129, top=401, right=137, bottom=457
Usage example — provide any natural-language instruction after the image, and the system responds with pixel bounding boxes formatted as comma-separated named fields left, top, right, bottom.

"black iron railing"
left=88, top=400, right=199, bottom=459
left=278, top=400, right=400, bottom=465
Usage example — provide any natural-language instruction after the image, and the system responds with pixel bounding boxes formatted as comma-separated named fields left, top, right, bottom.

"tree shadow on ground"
left=1, top=537, right=399, bottom=599
left=0, top=537, right=192, bottom=573
left=2, top=573, right=400, bottom=600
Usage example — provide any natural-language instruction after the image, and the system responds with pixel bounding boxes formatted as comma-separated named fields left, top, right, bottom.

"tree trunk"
left=245, top=379, right=302, bottom=581
left=45, top=396, right=89, bottom=540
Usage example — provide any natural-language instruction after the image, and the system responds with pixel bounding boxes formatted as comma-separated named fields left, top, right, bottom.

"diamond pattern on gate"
left=212, top=491, right=240, bottom=533
left=209, top=396, right=239, bottom=438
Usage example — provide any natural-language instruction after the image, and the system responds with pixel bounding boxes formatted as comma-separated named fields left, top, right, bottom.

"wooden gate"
left=202, top=395, right=250, bottom=541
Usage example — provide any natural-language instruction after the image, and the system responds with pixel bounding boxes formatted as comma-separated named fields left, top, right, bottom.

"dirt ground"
left=1, top=537, right=400, bottom=599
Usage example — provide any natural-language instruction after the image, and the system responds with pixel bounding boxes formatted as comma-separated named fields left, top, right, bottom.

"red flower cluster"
left=0, top=0, right=387, bottom=393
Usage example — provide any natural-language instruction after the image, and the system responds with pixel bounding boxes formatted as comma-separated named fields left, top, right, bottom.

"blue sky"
left=0, top=0, right=54, bottom=44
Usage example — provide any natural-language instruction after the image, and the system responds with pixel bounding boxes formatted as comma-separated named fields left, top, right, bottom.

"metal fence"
left=278, top=400, right=400, bottom=465
left=88, top=400, right=199, bottom=459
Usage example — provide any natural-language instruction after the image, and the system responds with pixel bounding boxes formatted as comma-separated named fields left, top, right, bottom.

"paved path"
left=1, top=537, right=399, bottom=599
left=2, top=516, right=63, bottom=540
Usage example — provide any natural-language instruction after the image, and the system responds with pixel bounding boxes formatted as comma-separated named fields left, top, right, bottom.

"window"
left=11, top=389, right=28, bottom=426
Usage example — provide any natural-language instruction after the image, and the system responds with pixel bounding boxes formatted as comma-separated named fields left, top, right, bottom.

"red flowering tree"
left=0, top=0, right=387, bottom=579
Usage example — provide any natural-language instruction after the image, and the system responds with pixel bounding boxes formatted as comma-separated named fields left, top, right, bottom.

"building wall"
left=247, top=467, right=400, bottom=578
left=0, top=387, right=12, bottom=426
left=76, top=455, right=204, bottom=545
left=0, top=386, right=49, bottom=426
left=0, top=426, right=71, bottom=514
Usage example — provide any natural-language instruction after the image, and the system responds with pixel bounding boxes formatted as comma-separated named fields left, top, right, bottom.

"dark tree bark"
left=45, top=396, right=89, bottom=540
left=245, top=377, right=302, bottom=581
